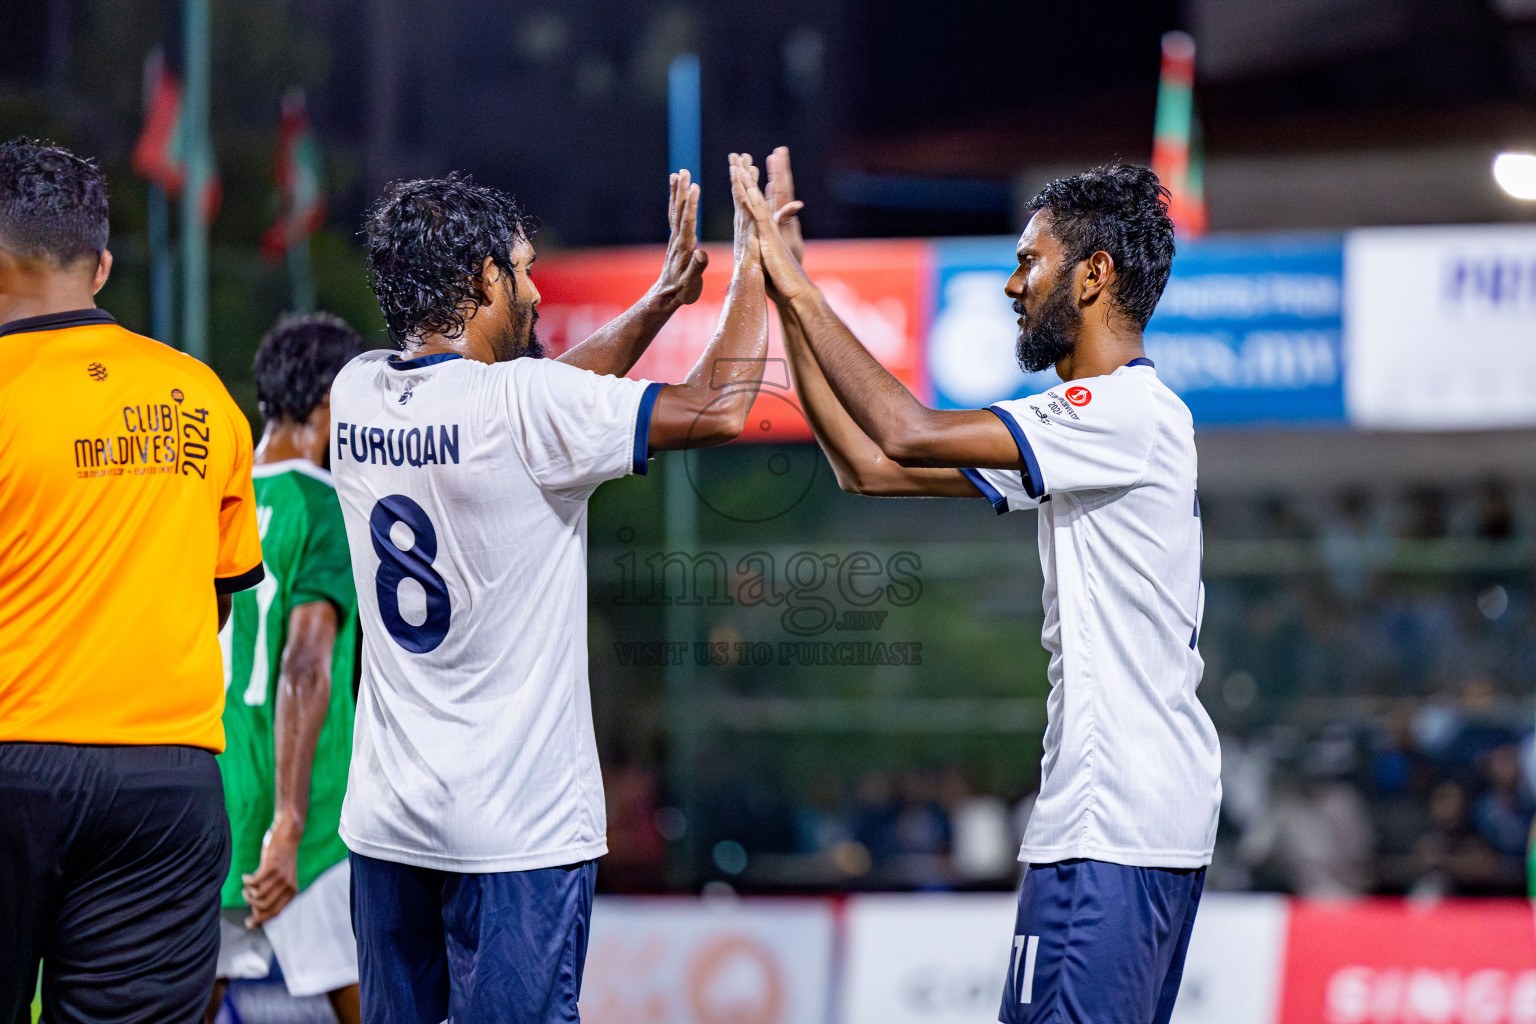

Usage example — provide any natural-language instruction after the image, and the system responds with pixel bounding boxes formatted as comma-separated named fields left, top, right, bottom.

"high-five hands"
left=732, top=151, right=814, bottom=303
left=728, top=153, right=763, bottom=267
left=766, top=147, right=805, bottom=265
left=651, top=169, right=708, bottom=310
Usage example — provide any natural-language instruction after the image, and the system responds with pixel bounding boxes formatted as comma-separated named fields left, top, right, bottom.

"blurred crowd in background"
left=593, top=478, right=1536, bottom=899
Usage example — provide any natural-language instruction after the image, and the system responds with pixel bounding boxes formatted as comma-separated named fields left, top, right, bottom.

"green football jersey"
left=217, top=459, right=358, bottom=908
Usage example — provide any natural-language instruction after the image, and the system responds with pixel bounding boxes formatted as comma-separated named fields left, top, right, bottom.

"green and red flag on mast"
left=131, top=49, right=222, bottom=222
left=1151, top=30, right=1206, bottom=237
left=262, top=88, right=326, bottom=262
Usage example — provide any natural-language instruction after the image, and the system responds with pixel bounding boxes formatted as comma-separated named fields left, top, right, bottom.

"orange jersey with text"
left=0, top=309, right=263, bottom=751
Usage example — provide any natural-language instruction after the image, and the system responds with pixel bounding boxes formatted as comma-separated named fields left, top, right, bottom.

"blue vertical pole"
left=665, top=50, right=702, bottom=888
left=667, top=53, right=701, bottom=179
left=180, top=0, right=210, bottom=361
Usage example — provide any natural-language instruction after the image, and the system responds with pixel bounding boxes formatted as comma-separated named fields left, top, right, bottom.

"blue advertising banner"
left=925, top=234, right=1347, bottom=427
left=1145, top=234, right=1345, bottom=426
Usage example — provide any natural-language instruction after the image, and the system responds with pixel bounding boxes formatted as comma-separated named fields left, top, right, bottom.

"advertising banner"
left=927, top=236, right=1347, bottom=426
left=1345, top=225, right=1536, bottom=430
left=840, top=893, right=1018, bottom=1024
left=1170, top=894, right=1290, bottom=1024
left=580, top=897, right=836, bottom=1024
left=1144, top=235, right=1346, bottom=426
left=1277, top=899, right=1536, bottom=1024
left=534, top=241, right=931, bottom=442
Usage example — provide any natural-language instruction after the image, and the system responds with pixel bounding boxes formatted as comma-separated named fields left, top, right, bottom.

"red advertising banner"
left=1279, top=899, right=1536, bottom=1024
left=533, top=240, right=931, bottom=442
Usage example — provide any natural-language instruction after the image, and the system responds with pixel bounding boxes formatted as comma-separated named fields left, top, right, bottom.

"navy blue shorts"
left=998, top=859, right=1205, bottom=1024
left=350, top=852, right=597, bottom=1024
left=0, top=743, right=231, bottom=1024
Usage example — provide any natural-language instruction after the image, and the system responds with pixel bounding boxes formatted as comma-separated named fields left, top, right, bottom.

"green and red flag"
left=131, top=49, right=222, bottom=222
left=1151, top=31, right=1206, bottom=237
left=262, top=89, right=326, bottom=261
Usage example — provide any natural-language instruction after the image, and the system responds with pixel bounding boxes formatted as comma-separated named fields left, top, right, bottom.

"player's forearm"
left=272, top=665, right=330, bottom=830
left=271, top=602, right=339, bottom=831
left=556, top=289, right=676, bottom=377
left=650, top=261, right=768, bottom=448
left=786, top=290, right=1022, bottom=470
left=780, top=303, right=980, bottom=496
left=787, top=288, right=940, bottom=461
left=688, top=260, right=768, bottom=391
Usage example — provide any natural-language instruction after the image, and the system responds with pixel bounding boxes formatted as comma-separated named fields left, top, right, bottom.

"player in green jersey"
left=210, top=313, right=364, bottom=1024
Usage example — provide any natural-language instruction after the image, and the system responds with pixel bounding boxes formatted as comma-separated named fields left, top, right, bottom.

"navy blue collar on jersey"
left=0, top=307, right=116, bottom=339
left=387, top=351, right=464, bottom=370
left=1125, top=356, right=1155, bottom=369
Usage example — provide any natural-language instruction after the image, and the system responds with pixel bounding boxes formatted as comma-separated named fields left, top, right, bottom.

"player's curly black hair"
left=0, top=137, right=109, bottom=267
left=254, top=312, right=365, bottom=423
left=363, top=173, right=537, bottom=344
left=1024, top=164, right=1175, bottom=330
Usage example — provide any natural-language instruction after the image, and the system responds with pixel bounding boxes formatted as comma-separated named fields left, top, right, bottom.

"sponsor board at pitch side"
left=580, top=897, right=835, bottom=1024
left=925, top=235, right=1347, bottom=427
left=532, top=241, right=931, bottom=443
left=839, top=893, right=1289, bottom=1024
left=1279, top=899, right=1536, bottom=1024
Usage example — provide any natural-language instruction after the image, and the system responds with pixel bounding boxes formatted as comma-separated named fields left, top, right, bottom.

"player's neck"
left=406, top=330, right=497, bottom=365
left=0, top=276, right=98, bottom=328
left=256, top=418, right=328, bottom=467
left=1054, top=325, right=1145, bottom=382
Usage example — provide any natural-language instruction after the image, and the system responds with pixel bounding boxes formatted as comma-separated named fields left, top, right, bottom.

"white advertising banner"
left=1345, top=225, right=1536, bottom=429
left=840, top=893, right=1017, bottom=1024
left=839, top=892, right=1287, bottom=1024
left=580, top=897, right=835, bottom=1024
left=1168, top=894, right=1289, bottom=1024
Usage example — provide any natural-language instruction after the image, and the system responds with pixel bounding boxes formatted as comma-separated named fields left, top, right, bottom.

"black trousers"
left=0, top=743, right=230, bottom=1024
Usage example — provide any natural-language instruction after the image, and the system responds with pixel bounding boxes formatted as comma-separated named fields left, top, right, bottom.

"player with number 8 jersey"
left=330, top=161, right=771, bottom=1023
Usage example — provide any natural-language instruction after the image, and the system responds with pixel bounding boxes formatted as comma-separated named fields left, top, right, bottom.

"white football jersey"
left=329, top=350, right=660, bottom=872
left=964, top=358, right=1221, bottom=868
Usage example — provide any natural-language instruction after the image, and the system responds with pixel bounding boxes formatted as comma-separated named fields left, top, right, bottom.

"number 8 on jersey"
left=369, top=494, right=451, bottom=653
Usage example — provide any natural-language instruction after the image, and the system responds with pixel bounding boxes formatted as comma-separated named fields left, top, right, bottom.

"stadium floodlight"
left=1493, top=151, right=1536, bottom=199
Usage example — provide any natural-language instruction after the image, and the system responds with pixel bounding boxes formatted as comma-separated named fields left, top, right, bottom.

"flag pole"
left=148, top=184, right=175, bottom=344
left=140, top=49, right=175, bottom=347
left=180, top=0, right=211, bottom=361
left=287, top=236, right=315, bottom=313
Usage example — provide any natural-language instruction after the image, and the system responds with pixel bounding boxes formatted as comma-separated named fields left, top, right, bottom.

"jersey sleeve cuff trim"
left=960, top=468, right=1009, bottom=514
left=632, top=381, right=664, bottom=475
left=215, top=563, right=265, bottom=594
left=986, top=406, right=1046, bottom=500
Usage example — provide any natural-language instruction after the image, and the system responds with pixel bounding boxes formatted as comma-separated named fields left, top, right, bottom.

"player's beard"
left=493, top=280, right=544, bottom=361
left=516, top=305, right=544, bottom=360
left=1015, top=273, right=1082, bottom=374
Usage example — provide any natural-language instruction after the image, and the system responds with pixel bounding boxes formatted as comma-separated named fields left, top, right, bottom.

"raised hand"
left=653, top=169, right=708, bottom=309
left=729, top=153, right=762, bottom=266
left=733, top=154, right=813, bottom=302
left=766, top=146, right=805, bottom=265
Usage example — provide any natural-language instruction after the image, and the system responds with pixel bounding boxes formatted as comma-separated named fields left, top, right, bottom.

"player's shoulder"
left=996, top=362, right=1157, bottom=430
left=109, top=323, right=230, bottom=390
left=332, top=348, right=394, bottom=387
left=253, top=458, right=336, bottom=497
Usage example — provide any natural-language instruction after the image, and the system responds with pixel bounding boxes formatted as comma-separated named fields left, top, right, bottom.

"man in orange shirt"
left=0, top=138, right=264, bottom=1023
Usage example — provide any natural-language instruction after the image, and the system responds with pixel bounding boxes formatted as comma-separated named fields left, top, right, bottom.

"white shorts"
left=217, top=859, right=359, bottom=998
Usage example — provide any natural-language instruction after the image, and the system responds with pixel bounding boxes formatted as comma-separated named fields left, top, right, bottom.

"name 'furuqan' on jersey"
left=335, top=422, right=460, bottom=467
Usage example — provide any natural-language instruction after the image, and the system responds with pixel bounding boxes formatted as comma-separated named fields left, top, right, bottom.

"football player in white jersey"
left=734, top=152, right=1221, bottom=1024
left=330, top=159, right=769, bottom=1024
